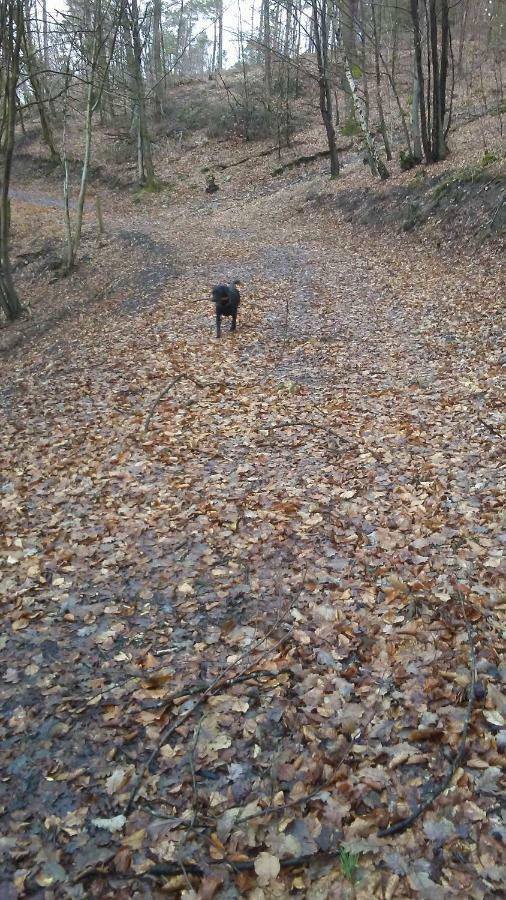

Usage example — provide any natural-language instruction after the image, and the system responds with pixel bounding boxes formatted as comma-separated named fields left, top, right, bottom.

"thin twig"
left=125, top=577, right=305, bottom=815
left=477, top=417, right=504, bottom=439
left=378, top=590, right=477, bottom=837
left=143, top=374, right=226, bottom=432
left=144, top=847, right=343, bottom=879
left=125, top=668, right=292, bottom=815
left=232, top=701, right=379, bottom=828
left=264, top=420, right=354, bottom=453
left=157, top=668, right=292, bottom=710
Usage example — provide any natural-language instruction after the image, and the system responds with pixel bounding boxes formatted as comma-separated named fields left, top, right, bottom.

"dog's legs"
left=231, top=312, right=237, bottom=331
left=216, top=311, right=222, bottom=338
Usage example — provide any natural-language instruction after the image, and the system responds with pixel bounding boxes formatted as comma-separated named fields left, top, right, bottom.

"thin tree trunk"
left=284, top=0, right=293, bottom=57
left=66, top=82, right=94, bottom=271
left=429, top=0, right=441, bottom=160
left=23, top=0, right=59, bottom=160
left=438, top=0, right=449, bottom=157
left=217, top=0, right=223, bottom=70
left=339, top=0, right=358, bottom=126
left=411, top=0, right=430, bottom=162
left=152, top=0, right=164, bottom=118
left=411, top=65, right=422, bottom=160
left=358, top=0, right=369, bottom=115
left=371, top=0, right=392, bottom=161
left=343, top=53, right=389, bottom=178
left=0, top=0, right=24, bottom=320
left=263, top=0, right=272, bottom=109
left=128, top=0, right=156, bottom=186
left=64, top=0, right=121, bottom=271
left=311, top=0, right=339, bottom=178
left=457, top=0, right=469, bottom=74
left=211, top=18, right=217, bottom=73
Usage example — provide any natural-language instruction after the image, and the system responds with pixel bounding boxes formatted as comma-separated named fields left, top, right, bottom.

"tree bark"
left=343, top=53, right=389, bottom=179
left=371, top=0, right=392, bottom=161
left=152, top=0, right=164, bottom=118
left=128, top=0, right=156, bottom=186
left=311, top=0, right=339, bottom=178
left=0, top=0, right=24, bottom=320
left=411, top=65, right=422, bottom=161
left=339, top=0, right=358, bottom=127
left=217, top=0, right=223, bottom=70
left=438, top=0, right=450, bottom=158
left=263, top=0, right=272, bottom=109
left=410, top=0, right=430, bottom=162
left=23, top=0, right=59, bottom=160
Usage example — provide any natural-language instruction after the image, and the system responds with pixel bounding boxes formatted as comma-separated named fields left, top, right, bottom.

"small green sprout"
left=339, top=845, right=360, bottom=883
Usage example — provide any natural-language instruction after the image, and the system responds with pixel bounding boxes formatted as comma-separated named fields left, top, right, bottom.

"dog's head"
left=211, top=284, right=228, bottom=303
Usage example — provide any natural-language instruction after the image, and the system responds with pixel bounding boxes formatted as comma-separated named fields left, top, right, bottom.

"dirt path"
left=1, top=191, right=504, bottom=896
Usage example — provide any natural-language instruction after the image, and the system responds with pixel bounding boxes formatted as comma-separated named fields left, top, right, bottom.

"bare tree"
left=263, top=0, right=272, bottom=108
left=370, top=0, right=392, bottom=161
left=410, top=0, right=451, bottom=163
left=311, top=0, right=340, bottom=177
left=125, top=0, right=156, bottom=187
left=63, top=0, right=122, bottom=272
left=23, top=0, right=59, bottom=160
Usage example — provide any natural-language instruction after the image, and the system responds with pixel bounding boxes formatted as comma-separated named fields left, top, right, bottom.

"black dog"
left=211, top=280, right=242, bottom=338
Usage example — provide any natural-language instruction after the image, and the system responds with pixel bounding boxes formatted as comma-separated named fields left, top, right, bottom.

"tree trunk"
left=263, top=0, right=272, bottom=109
left=63, top=0, right=121, bottom=271
left=457, top=0, right=469, bottom=74
left=284, top=0, right=293, bottom=57
left=411, top=65, right=422, bottom=161
left=65, top=80, right=94, bottom=272
left=23, top=0, right=59, bottom=160
left=358, top=0, right=369, bottom=116
left=371, top=0, right=392, bottom=161
left=175, top=0, right=185, bottom=76
left=339, top=0, right=358, bottom=127
left=217, top=0, right=223, bottom=70
left=0, top=0, right=24, bottom=320
left=127, top=0, right=156, bottom=187
left=438, top=0, right=450, bottom=157
left=152, top=0, right=164, bottom=118
left=343, top=53, right=389, bottom=179
left=211, top=18, right=217, bottom=73
left=42, top=0, right=49, bottom=68
left=410, top=0, right=430, bottom=162
left=311, top=0, right=340, bottom=178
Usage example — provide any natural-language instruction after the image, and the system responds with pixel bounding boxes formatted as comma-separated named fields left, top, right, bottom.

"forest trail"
left=1, top=188, right=504, bottom=895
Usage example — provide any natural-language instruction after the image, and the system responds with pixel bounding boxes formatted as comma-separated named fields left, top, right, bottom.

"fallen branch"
left=271, top=144, right=353, bottom=176
left=264, top=420, right=354, bottom=453
left=228, top=700, right=379, bottom=829
left=378, top=590, right=477, bottom=837
left=125, top=668, right=291, bottom=814
left=214, top=144, right=299, bottom=170
left=144, top=848, right=342, bottom=879
left=155, top=667, right=293, bottom=710
left=143, top=374, right=226, bottom=432
left=477, top=417, right=504, bottom=439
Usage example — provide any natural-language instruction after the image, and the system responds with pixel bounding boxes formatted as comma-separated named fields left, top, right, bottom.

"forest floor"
left=1, top=115, right=505, bottom=899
